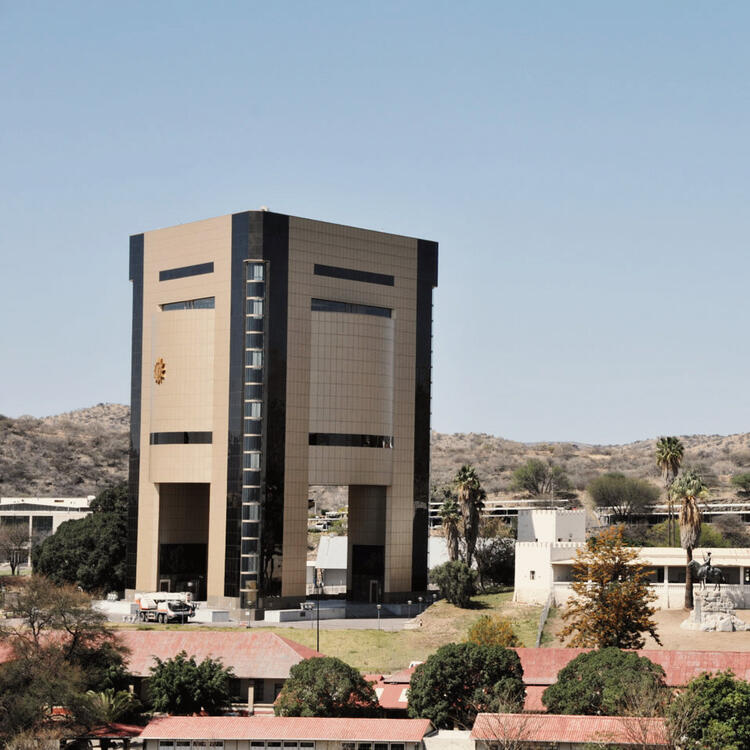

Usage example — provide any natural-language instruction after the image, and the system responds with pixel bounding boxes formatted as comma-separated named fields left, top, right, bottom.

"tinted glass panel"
left=244, top=402, right=262, bottom=418
left=311, top=298, right=391, bottom=318
left=246, top=333, right=263, bottom=347
left=242, top=502, right=260, bottom=519
left=246, top=263, right=264, bottom=280
left=242, top=539, right=259, bottom=554
left=162, top=297, right=215, bottom=311
left=245, top=384, right=263, bottom=399
left=243, top=452, right=261, bottom=470
left=246, top=317, right=264, bottom=332
left=246, top=299, right=264, bottom=316
left=150, top=431, right=212, bottom=445
left=309, top=433, right=393, bottom=448
left=159, top=262, right=214, bottom=281
left=314, top=264, right=394, bottom=287
left=243, top=522, right=260, bottom=537
left=243, top=435, right=262, bottom=451
left=246, top=281, right=265, bottom=297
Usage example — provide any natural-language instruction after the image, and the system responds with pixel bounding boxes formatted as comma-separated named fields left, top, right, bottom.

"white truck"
left=134, top=592, right=196, bottom=624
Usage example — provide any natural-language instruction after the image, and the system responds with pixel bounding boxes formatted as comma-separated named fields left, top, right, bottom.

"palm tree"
left=439, top=492, right=461, bottom=562
left=670, top=469, right=708, bottom=609
left=454, top=464, right=485, bottom=567
left=656, top=436, right=684, bottom=546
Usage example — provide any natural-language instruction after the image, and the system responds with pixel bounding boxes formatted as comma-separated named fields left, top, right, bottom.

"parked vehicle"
left=134, top=592, right=196, bottom=623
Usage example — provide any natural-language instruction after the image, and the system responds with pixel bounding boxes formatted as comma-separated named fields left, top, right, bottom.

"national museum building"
left=127, top=210, right=438, bottom=610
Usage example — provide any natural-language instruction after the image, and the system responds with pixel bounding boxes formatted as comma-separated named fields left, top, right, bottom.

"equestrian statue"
left=688, top=551, right=726, bottom=592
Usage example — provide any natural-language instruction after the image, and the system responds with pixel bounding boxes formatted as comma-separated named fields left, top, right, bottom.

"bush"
left=430, top=561, right=476, bottom=608
left=149, top=651, right=234, bottom=715
left=275, top=657, right=379, bottom=717
left=408, top=642, right=524, bottom=728
left=542, top=648, right=668, bottom=716
left=466, top=615, right=519, bottom=647
left=667, top=671, right=750, bottom=750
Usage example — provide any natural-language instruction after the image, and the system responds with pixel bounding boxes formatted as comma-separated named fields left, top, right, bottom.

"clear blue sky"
left=1, top=1, right=749, bottom=444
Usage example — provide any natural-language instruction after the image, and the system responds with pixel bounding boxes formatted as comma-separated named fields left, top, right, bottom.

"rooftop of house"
left=471, top=713, right=668, bottom=747
left=117, top=630, right=323, bottom=679
left=515, top=647, right=750, bottom=687
left=139, top=716, right=434, bottom=741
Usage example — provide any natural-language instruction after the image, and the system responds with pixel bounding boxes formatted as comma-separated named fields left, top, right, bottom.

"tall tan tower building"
left=128, top=210, right=438, bottom=611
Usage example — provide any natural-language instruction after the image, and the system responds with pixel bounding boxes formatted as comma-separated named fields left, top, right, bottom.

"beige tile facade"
left=129, top=211, right=436, bottom=609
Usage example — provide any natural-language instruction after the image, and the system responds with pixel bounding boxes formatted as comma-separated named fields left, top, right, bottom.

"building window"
left=159, top=261, right=214, bottom=281
left=309, top=433, right=393, bottom=449
left=161, top=297, right=215, bottom=311
left=246, top=350, right=263, bottom=368
left=246, top=263, right=264, bottom=281
left=311, top=298, right=392, bottom=318
left=529, top=571, right=535, bottom=580
left=246, top=299, right=264, bottom=317
left=244, top=402, right=262, bottom=419
left=314, top=263, right=394, bottom=287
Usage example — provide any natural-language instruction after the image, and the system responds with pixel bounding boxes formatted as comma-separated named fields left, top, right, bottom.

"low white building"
left=0, top=497, right=93, bottom=563
left=514, top=509, right=750, bottom=609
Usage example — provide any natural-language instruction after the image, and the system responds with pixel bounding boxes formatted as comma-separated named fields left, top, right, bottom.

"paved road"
left=246, top=617, right=410, bottom=631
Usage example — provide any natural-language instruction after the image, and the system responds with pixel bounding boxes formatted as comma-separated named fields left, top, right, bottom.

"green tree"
left=0, top=577, right=128, bottom=740
left=644, top=520, right=730, bottom=549
left=408, top=642, right=524, bottom=729
left=473, top=520, right=515, bottom=590
left=466, top=615, right=519, bottom=647
left=430, top=561, right=476, bottom=608
left=587, top=473, right=659, bottom=524
left=655, top=436, right=685, bottom=546
left=454, top=465, right=485, bottom=566
left=542, top=648, right=669, bottom=716
left=671, top=469, right=709, bottom=609
left=667, top=671, right=750, bottom=750
left=438, top=490, right=461, bottom=562
left=275, top=657, right=379, bottom=717
left=730, top=472, right=750, bottom=500
left=712, top=513, right=750, bottom=547
left=85, top=688, right=141, bottom=724
left=558, top=526, right=661, bottom=649
left=0, top=522, right=31, bottom=576
left=148, top=651, right=234, bottom=715
left=32, top=483, right=128, bottom=594
left=510, top=459, right=572, bottom=499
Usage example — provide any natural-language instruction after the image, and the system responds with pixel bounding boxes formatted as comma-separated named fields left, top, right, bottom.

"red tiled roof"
left=116, top=631, right=323, bottom=679
left=471, top=713, right=669, bottom=746
left=384, top=666, right=417, bottom=684
left=515, top=648, right=750, bottom=687
left=139, top=717, right=433, bottom=741
left=81, top=723, right=144, bottom=739
left=523, top=685, right=546, bottom=713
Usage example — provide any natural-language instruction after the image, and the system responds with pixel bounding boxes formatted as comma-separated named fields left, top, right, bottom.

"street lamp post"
left=418, top=596, right=423, bottom=614
left=377, top=603, right=381, bottom=631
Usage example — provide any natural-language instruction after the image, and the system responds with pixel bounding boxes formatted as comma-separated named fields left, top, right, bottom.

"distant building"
left=128, top=210, right=438, bottom=611
left=514, top=508, right=750, bottom=608
left=138, top=716, right=434, bottom=750
left=0, top=496, right=93, bottom=562
left=471, top=712, right=669, bottom=749
left=115, top=630, right=322, bottom=708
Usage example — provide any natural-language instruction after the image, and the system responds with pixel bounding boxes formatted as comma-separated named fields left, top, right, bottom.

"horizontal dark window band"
left=311, top=298, right=392, bottom=318
left=309, top=433, right=394, bottom=448
left=150, top=431, right=212, bottom=445
left=314, top=263, right=394, bottom=287
left=161, top=297, right=215, bottom=311
left=159, top=262, right=214, bottom=282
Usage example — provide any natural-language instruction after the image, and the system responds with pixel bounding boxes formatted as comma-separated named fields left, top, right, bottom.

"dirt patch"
left=544, top=607, right=750, bottom=650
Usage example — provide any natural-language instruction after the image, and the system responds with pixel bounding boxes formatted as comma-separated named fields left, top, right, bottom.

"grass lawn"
left=113, top=592, right=542, bottom=674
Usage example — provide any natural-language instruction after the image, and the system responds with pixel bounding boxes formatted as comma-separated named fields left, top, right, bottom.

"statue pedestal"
left=681, top=590, right=750, bottom=631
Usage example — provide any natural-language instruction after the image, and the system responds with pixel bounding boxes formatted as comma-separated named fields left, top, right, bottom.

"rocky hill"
left=0, top=404, right=129, bottom=496
left=1, top=403, right=749, bottom=501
